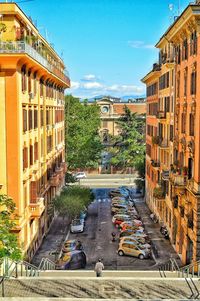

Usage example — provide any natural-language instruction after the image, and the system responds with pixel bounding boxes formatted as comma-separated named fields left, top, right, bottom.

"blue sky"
left=17, top=0, right=190, bottom=98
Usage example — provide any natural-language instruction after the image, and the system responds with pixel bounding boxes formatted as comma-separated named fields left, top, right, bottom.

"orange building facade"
left=0, top=3, right=70, bottom=260
left=142, top=3, right=200, bottom=264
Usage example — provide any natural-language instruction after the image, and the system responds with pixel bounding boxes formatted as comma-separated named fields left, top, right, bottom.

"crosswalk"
left=95, top=198, right=111, bottom=203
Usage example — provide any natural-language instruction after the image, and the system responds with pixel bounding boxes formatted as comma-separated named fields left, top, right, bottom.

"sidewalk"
left=31, top=216, right=70, bottom=267
left=133, top=198, right=182, bottom=267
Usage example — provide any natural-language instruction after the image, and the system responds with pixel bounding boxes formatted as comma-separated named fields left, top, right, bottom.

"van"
left=56, top=250, right=87, bottom=270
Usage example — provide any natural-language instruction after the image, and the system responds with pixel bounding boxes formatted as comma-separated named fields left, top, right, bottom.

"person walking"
left=94, top=259, right=104, bottom=277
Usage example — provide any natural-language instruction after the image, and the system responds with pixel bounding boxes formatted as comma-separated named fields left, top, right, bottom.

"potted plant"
left=182, top=166, right=188, bottom=176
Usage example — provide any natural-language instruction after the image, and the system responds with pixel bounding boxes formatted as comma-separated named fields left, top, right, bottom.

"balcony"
left=153, top=186, right=165, bottom=200
left=159, top=138, right=169, bottom=149
left=29, top=197, right=45, bottom=218
left=170, top=173, right=187, bottom=186
left=0, top=41, right=70, bottom=86
left=151, top=160, right=160, bottom=168
left=49, top=173, right=60, bottom=187
left=152, top=136, right=160, bottom=145
left=161, top=170, right=170, bottom=181
left=157, top=111, right=166, bottom=119
left=61, top=162, right=67, bottom=173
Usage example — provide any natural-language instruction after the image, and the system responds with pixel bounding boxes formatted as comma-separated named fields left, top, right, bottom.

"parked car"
left=112, top=214, right=131, bottom=223
left=120, top=225, right=144, bottom=232
left=121, top=232, right=150, bottom=243
left=62, top=240, right=77, bottom=253
left=119, top=229, right=145, bottom=238
left=118, top=241, right=150, bottom=259
left=74, top=172, right=87, bottom=180
left=112, top=196, right=126, bottom=202
left=120, top=236, right=151, bottom=250
left=70, top=219, right=84, bottom=233
left=119, top=220, right=142, bottom=230
left=111, top=204, right=128, bottom=214
left=56, top=250, right=87, bottom=270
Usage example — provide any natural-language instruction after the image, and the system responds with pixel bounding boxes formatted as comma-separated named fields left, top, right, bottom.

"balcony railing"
left=159, top=138, right=169, bottom=148
left=151, top=160, right=160, bottom=168
left=0, top=41, right=70, bottom=85
left=157, top=111, right=166, bottom=119
left=29, top=197, right=45, bottom=217
left=170, top=173, right=187, bottom=186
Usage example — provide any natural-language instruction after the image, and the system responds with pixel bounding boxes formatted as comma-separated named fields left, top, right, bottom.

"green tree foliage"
left=110, top=106, right=146, bottom=169
left=65, top=95, right=103, bottom=170
left=0, top=195, right=22, bottom=261
left=54, top=186, right=94, bottom=221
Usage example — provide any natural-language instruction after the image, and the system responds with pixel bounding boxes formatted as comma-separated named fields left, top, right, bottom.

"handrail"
left=38, top=258, right=55, bottom=270
left=179, top=260, right=200, bottom=278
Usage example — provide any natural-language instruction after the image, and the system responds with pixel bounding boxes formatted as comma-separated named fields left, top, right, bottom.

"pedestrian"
left=94, top=258, right=104, bottom=277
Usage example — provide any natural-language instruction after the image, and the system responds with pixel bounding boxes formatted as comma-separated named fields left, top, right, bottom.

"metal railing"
left=178, top=260, right=200, bottom=278
left=1, top=258, right=39, bottom=278
left=159, top=258, right=179, bottom=277
left=38, top=258, right=56, bottom=271
left=0, top=41, right=70, bottom=84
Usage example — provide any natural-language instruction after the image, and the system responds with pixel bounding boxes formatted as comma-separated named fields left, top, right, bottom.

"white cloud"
left=128, top=40, right=154, bottom=49
left=68, top=74, right=145, bottom=99
left=83, top=82, right=103, bottom=89
left=70, top=81, right=80, bottom=89
left=81, top=74, right=100, bottom=81
left=107, top=84, right=144, bottom=94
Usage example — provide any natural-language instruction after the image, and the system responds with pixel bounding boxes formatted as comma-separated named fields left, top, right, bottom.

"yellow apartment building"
left=0, top=3, right=70, bottom=260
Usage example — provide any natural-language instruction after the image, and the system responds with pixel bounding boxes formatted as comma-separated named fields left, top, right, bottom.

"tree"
left=109, top=106, right=146, bottom=170
left=0, top=195, right=22, bottom=261
left=65, top=95, right=103, bottom=170
left=54, top=186, right=94, bottom=222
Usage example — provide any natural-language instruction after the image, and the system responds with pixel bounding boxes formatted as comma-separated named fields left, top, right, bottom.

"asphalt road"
left=68, top=188, right=156, bottom=270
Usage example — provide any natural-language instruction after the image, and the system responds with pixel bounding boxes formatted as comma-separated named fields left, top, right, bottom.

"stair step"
left=1, top=277, right=198, bottom=299
left=38, top=270, right=175, bottom=278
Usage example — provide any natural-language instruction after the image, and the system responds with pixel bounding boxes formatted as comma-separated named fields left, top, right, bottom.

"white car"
left=70, top=219, right=84, bottom=233
left=74, top=172, right=87, bottom=180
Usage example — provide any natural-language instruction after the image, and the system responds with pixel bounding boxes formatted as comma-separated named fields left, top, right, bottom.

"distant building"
left=95, top=96, right=146, bottom=143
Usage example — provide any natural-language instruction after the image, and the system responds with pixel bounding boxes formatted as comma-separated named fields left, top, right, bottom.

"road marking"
left=101, top=221, right=107, bottom=224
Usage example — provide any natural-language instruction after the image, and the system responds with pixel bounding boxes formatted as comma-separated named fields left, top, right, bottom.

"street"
left=67, top=188, right=156, bottom=270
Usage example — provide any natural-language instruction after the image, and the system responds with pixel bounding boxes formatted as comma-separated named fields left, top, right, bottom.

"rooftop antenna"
left=168, top=3, right=174, bottom=23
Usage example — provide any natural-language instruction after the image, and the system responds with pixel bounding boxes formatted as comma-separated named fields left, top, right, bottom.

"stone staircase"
left=1, top=258, right=200, bottom=299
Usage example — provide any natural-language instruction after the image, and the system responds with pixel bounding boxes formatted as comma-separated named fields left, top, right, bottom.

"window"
left=177, top=72, right=180, bottom=98
left=190, top=70, right=196, bottom=95
left=148, top=103, right=158, bottom=116
left=33, top=72, right=37, bottom=95
left=182, top=39, right=188, bottom=60
left=28, top=109, right=33, bottom=131
left=30, top=145, right=33, bottom=166
left=159, top=72, right=170, bottom=90
left=34, top=142, right=38, bottom=162
left=184, top=69, right=188, bottom=96
left=40, top=107, right=44, bottom=127
left=34, top=109, right=37, bottom=129
left=28, top=70, right=31, bottom=93
left=147, top=82, right=158, bottom=97
left=170, top=125, right=173, bottom=142
left=190, top=31, right=197, bottom=56
left=40, top=79, right=43, bottom=97
left=181, top=113, right=186, bottom=134
left=23, top=108, right=27, bottom=132
left=165, top=97, right=170, bottom=113
left=189, top=113, right=194, bottom=136
left=21, top=65, right=27, bottom=92
left=23, top=147, right=28, bottom=170
left=146, top=144, right=151, bottom=157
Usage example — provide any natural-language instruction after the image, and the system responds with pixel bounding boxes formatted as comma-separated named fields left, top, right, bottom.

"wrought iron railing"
left=38, top=258, right=55, bottom=270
